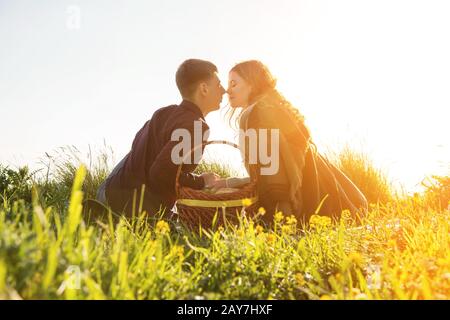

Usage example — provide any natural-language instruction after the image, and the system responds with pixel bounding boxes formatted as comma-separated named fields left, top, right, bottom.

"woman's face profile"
left=227, top=71, right=252, bottom=108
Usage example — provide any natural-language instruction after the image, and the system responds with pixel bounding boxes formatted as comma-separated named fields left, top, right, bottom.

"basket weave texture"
left=175, top=140, right=258, bottom=229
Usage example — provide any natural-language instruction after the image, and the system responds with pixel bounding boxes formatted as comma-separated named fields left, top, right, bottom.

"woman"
left=211, top=60, right=368, bottom=224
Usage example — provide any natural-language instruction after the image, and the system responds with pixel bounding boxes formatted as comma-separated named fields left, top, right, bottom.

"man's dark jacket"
left=102, top=100, right=209, bottom=216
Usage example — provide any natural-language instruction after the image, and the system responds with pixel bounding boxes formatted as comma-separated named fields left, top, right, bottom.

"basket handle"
left=175, top=140, right=250, bottom=198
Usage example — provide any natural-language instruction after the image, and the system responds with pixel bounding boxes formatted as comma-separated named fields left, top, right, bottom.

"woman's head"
left=227, top=60, right=277, bottom=108
left=225, top=60, right=310, bottom=141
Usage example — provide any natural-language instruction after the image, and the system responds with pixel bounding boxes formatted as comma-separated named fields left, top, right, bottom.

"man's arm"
left=147, top=120, right=211, bottom=194
left=147, top=139, right=205, bottom=194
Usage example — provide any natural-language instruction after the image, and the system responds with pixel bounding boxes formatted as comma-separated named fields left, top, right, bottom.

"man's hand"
left=200, top=172, right=220, bottom=188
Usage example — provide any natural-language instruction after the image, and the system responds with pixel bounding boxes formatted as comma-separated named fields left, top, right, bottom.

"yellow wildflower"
left=257, top=207, right=266, bottom=216
left=320, top=216, right=331, bottom=226
left=309, top=214, right=320, bottom=225
left=281, top=225, right=293, bottom=235
left=341, top=209, right=351, bottom=220
left=266, top=233, right=276, bottom=245
left=286, top=215, right=297, bottom=225
left=242, top=198, right=252, bottom=207
left=170, top=245, right=184, bottom=259
left=309, top=214, right=331, bottom=228
left=255, top=225, right=264, bottom=234
left=155, top=220, right=170, bottom=235
left=274, top=211, right=284, bottom=223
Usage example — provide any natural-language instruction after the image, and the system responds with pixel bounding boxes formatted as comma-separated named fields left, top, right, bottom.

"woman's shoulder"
left=252, top=102, right=311, bottom=141
left=250, top=102, right=292, bottom=128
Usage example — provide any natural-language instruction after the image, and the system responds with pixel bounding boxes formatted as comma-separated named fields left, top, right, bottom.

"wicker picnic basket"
left=175, top=140, right=258, bottom=229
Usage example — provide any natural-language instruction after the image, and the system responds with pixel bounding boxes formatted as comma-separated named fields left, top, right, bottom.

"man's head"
left=176, top=59, right=225, bottom=115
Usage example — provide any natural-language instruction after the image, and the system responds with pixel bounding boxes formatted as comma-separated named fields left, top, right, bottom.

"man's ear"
left=199, top=82, right=209, bottom=96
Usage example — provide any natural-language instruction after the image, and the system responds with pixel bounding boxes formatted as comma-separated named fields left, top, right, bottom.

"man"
left=96, top=59, right=226, bottom=217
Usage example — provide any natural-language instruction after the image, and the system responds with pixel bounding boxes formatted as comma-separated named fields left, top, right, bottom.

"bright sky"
left=1, top=0, right=449, bottom=193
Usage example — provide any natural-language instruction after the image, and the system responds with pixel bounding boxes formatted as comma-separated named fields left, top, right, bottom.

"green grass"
left=0, top=146, right=449, bottom=299
left=330, top=144, right=394, bottom=204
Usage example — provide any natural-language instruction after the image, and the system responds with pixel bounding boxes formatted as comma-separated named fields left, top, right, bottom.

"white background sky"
left=1, top=0, right=449, bottom=192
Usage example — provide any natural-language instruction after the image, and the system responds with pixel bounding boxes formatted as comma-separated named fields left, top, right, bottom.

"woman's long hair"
left=226, top=60, right=309, bottom=138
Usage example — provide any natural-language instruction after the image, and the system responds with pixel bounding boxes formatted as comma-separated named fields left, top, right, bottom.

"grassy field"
left=0, top=146, right=449, bottom=299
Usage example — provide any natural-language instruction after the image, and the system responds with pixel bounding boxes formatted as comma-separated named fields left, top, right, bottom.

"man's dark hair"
left=176, top=59, right=218, bottom=99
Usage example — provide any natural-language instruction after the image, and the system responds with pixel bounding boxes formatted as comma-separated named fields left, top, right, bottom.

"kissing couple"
left=96, top=59, right=368, bottom=225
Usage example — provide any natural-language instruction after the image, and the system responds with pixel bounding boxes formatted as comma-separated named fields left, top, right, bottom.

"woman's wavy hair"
left=226, top=60, right=309, bottom=137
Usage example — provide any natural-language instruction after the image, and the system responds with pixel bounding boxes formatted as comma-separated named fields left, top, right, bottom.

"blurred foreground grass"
left=0, top=145, right=448, bottom=299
